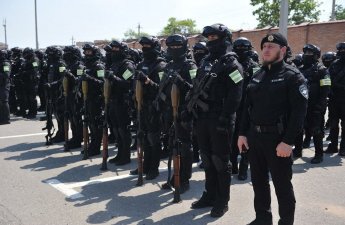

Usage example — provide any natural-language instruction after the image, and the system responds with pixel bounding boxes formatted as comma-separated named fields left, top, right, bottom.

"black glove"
left=136, top=71, right=148, bottom=83
left=216, top=116, right=229, bottom=133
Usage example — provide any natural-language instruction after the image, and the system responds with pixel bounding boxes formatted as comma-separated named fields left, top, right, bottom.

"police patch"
left=77, top=69, right=83, bottom=76
left=299, top=84, right=308, bottom=99
left=158, top=72, right=164, bottom=80
left=122, top=69, right=132, bottom=80
left=3, top=66, right=10, bottom=72
left=229, top=70, right=243, bottom=84
left=97, top=70, right=105, bottom=78
left=189, top=69, right=197, bottom=79
left=59, top=66, right=66, bottom=73
left=32, top=62, right=38, bottom=67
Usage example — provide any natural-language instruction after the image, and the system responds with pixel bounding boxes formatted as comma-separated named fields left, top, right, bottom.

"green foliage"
left=161, top=17, right=200, bottom=35
left=334, top=4, right=345, bottom=20
left=250, top=0, right=321, bottom=28
left=124, top=29, right=150, bottom=40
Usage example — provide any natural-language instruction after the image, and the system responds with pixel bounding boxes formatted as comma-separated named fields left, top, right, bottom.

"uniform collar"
left=263, top=60, right=285, bottom=73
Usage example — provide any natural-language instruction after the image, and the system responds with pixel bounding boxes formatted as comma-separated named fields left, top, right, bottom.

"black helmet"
left=63, top=45, right=82, bottom=60
left=193, top=42, right=208, bottom=52
left=103, top=44, right=112, bottom=53
left=0, top=49, right=8, bottom=61
left=139, top=36, right=161, bottom=59
left=336, top=42, right=345, bottom=51
left=233, top=37, right=252, bottom=51
left=11, top=47, right=22, bottom=59
left=303, top=44, right=321, bottom=59
left=23, top=47, right=35, bottom=60
left=166, top=34, right=188, bottom=60
left=46, top=46, right=63, bottom=59
left=109, top=40, right=129, bottom=51
left=292, top=53, right=303, bottom=67
left=322, top=51, right=336, bottom=62
left=249, top=50, right=259, bottom=63
left=128, top=48, right=141, bottom=64
left=35, top=49, right=45, bottom=60
left=202, top=23, right=232, bottom=43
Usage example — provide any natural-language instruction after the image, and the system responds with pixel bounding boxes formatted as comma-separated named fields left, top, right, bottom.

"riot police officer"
left=130, top=36, right=166, bottom=179
left=106, top=41, right=135, bottom=165
left=189, top=24, right=243, bottom=218
left=326, top=42, right=345, bottom=156
left=11, top=47, right=25, bottom=116
left=0, top=50, right=11, bottom=124
left=231, top=37, right=259, bottom=180
left=238, top=32, right=308, bottom=225
left=293, top=44, right=330, bottom=164
left=35, top=49, right=47, bottom=111
left=192, top=42, right=208, bottom=67
left=322, top=51, right=337, bottom=68
left=21, top=47, right=40, bottom=118
left=45, top=46, right=66, bottom=142
left=292, top=53, right=303, bottom=69
left=81, top=44, right=105, bottom=156
left=63, top=46, right=84, bottom=149
left=158, top=34, right=196, bottom=193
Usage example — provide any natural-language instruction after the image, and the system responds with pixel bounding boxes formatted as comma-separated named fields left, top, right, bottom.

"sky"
left=0, top=0, right=342, bottom=49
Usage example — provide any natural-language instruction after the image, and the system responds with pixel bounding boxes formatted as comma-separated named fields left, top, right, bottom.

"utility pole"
left=34, top=0, right=39, bottom=49
left=331, top=0, right=336, bottom=21
left=279, top=0, right=289, bottom=39
left=71, top=36, right=75, bottom=45
left=3, top=19, right=7, bottom=49
left=137, top=23, right=141, bottom=37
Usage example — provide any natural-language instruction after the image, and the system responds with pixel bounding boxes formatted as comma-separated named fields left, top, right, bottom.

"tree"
left=161, top=17, right=200, bottom=35
left=250, top=0, right=321, bottom=28
left=334, top=4, right=345, bottom=20
left=123, top=29, right=150, bottom=40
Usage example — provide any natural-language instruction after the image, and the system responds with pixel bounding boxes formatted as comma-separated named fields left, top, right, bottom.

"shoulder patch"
left=299, top=84, right=309, bottom=99
left=158, top=71, right=164, bottom=80
left=59, top=66, right=66, bottom=73
left=3, top=65, right=10, bottom=72
left=189, top=69, right=197, bottom=79
left=122, top=69, right=132, bottom=80
left=252, top=66, right=261, bottom=74
left=77, top=69, right=84, bottom=76
left=320, top=77, right=331, bottom=86
left=229, top=69, right=243, bottom=84
left=97, top=69, right=105, bottom=78
left=32, top=62, right=38, bottom=67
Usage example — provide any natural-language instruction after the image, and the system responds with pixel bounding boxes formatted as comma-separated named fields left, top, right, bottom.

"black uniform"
left=190, top=24, right=243, bottom=218
left=294, top=45, right=330, bottom=163
left=136, top=55, right=166, bottom=179
left=240, top=34, right=307, bottom=225
left=327, top=57, right=345, bottom=155
left=0, top=52, right=11, bottom=124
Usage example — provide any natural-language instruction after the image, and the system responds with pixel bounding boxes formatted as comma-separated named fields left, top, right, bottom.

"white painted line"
left=45, top=179, right=85, bottom=200
left=0, top=132, right=46, bottom=139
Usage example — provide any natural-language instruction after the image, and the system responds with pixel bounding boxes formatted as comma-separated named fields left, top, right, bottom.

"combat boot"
left=324, top=143, right=338, bottom=154
left=191, top=192, right=214, bottom=209
left=210, top=204, right=228, bottom=218
left=311, top=155, right=323, bottom=164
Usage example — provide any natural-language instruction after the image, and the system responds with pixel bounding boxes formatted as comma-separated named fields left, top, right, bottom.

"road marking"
left=45, top=179, right=85, bottom=200
left=0, top=132, right=46, bottom=139
left=45, top=164, right=200, bottom=198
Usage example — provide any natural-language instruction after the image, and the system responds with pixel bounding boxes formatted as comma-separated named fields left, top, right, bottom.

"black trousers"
left=196, top=117, right=232, bottom=208
left=248, top=129, right=295, bottom=225
left=328, top=102, right=345, bottom=150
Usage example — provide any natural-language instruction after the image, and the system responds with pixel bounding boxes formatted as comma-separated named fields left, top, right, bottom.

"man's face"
left=207, top=34, right=219, bottom=41
left=262, top=42, right=286, bottom=64
left=84, top=49, right=93, bottom=56
left=111, top=46, right=120, bottom=52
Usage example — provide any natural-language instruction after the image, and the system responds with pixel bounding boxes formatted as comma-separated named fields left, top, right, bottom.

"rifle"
left=135, top=79, right=144, bottom=186
left=171, top=82, right=181, bottom=203
left=63, top=74, right=69, bottom=152
left=100, top=74, right=111, bottom=171
left=42, top=70, right=55, bottom=145
left=81, top=75, right=89, bottom=160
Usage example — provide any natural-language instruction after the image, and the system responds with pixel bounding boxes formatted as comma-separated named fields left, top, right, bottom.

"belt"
left=251, top=124, right=279, bottom=133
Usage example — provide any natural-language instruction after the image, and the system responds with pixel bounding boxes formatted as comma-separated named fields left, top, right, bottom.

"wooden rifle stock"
left=82, top=78, right=89, bottom=160
left=135, top=80, right=144, bottom=186
left=171, top=83, right=181, bottom=203
left=101, top=77, right=111, bottom=171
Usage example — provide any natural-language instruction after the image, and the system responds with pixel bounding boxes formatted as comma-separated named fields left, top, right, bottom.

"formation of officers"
left=0, top=22, right=345, bottom=224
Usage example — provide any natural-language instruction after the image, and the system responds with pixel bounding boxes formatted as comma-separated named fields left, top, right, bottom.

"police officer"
left=293, top=44, right=330, bottom=164
left=192, top=42, right=208, bottom=67
left=326, top=42, right=345, bottom=156
left=231, top=37, right=259, bottom=180
left=106, top=41, right=135, bottom=165
left=322, top=51, right=337, bottom=68
left=11, top=47, right=26, bottom=116
left=0, top=50, right=11, bottom=124
left=81, top=44, right=105, bottom=157
left=8, top=48, right=21, bottom=114
left=238, top=33, right=308, bottom=225
left=63, top=46, right=84, bottom=149
left=35, top=49, right=47, bottom=111
left=21, top=48, right=40, bottom=118
left=158, top=34, right=196, bottom=193
left=249, top=50, right=259, bottom=64
left=130, top=36, right=166, bottom=179
left=189, top=24, right=243, bottom=218
left=45, top=46, right=66, bottom=142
